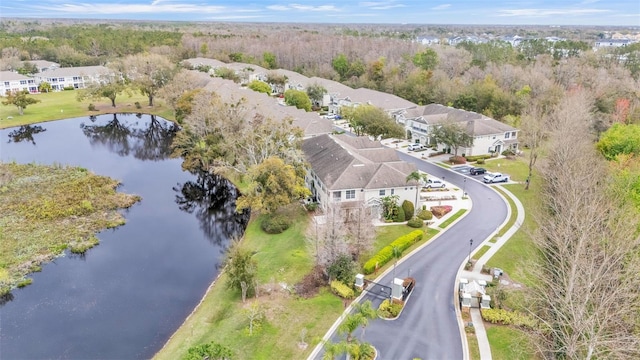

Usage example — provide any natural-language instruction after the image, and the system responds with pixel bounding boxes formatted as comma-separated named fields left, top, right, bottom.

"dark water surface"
left=0, top=114, right=248, bottom=359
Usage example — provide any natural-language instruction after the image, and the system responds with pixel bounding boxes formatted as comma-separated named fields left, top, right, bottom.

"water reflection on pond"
left=0, top=114, right=248, bottom=359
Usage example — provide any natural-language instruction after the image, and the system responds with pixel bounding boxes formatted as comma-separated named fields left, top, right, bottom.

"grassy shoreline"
left=0, top=90, right=173, bottom=129
left=0, top=162, right=140, bottom=296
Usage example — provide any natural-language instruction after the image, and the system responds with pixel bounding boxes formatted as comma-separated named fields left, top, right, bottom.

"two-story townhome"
left=22, top=60, right=59, bottom=73
left=182, top=58, right=226, bottom=74
left=203, top=76, right=334, bottom=139
left=302, top=134, right=419, bottom=215
left=0, top=71, right=38, bottom=95
left=400, top=104, right=519, bottom=156
left=33, top=66, right=111, bottom=91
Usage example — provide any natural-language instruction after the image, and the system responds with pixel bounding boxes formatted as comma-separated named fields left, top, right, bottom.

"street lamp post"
left=468, top=239, right=474, bottom=264
left=463, top=177, right=467, bottom=197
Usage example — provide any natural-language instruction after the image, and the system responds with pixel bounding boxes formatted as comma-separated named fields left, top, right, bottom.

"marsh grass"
left=0, top=162, right=140, bottom=295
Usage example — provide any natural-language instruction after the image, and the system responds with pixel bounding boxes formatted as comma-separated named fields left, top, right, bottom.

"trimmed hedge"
left=330, top=280, right=355, bottom=299
left=465, top=154, right=492, bottom=162
left=363, top=230, right=424, bottom=274
left=406, top=217, right=424, bottom=228
left=418, top=209, right=433, bottom=220
left=394, top=205, right=406, bottom=222
left=401, top=200, right=414, bottom=221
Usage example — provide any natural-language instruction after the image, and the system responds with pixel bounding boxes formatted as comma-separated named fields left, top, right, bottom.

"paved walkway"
left=458, top=184, right=525, bottom=360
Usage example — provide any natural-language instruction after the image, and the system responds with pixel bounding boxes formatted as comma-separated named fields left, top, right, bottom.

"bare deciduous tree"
left=307, top=202, right=350, bottom=269
left=527, top=91, right=640, bottom=359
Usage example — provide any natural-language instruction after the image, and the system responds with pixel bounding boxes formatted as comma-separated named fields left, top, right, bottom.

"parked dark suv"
left=469, top=167, right=486, bottom=175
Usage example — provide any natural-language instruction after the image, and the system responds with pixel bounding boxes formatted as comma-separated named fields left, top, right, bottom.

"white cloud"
left=359, top=1, right=405, bottom=10
left=31, top=2, right=227, bottom=14
left=266, top=3, right=338, bottom=12
left=432, top=4, right=451, bottom=10
left=498, top=8, right=610, bottom=17
left=266, top=5, right=290, bottom=11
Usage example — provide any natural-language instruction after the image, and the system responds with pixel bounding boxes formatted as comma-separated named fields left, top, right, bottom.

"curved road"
left=314, top=153, right=509, bottom=359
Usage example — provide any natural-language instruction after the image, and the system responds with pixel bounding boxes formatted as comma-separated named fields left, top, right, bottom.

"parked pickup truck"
left=483, top=172, right=510, bottom=184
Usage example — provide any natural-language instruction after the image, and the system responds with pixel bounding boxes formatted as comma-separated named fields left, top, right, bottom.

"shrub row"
left=430, top=205, right=453, bottom=218
left=448, top=155, right=466, bottom=164
left=465, top=154, right=492, bottom=162
left=362, top=230, right=424, bottom=274
left=480, top=308, right=537, bottom=329
left=330, top=280, right=355, bottom=299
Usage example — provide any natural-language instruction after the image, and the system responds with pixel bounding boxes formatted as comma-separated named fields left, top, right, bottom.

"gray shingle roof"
left=36, top=66, right=110, bottom=78
left=302, top=134, right=417, bottom=191
left=408, top=103, right=517, bottom=136
left=0, top=71, right=31, bottom=81
left=203, top=76, right=333, bottom=137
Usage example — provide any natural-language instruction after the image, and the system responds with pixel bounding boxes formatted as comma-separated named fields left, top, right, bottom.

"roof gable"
left=303, top=134, right=416, bottom=191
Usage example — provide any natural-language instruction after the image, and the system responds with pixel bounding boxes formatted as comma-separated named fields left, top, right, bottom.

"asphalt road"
left=315, top=153, right=509, bottom=360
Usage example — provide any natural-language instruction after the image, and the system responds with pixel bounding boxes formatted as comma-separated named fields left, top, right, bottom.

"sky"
left=2, top=0, right=639, bottom=26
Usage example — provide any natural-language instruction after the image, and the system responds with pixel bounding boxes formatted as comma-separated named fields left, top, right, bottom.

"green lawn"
left=0, top=90, right=173, bottom=129
left=155, top=207, right=345, bottom=360
left=486, top=326, right=537, bottom=360
left=481, top=154, right=531, bottom=182
left=438, top=209, right=467, bottom=228
left=472, top=245, right=491, bottom=260
left=486, top=183, right=539, bottom=287
left=492, top=186, right=517, bottom=238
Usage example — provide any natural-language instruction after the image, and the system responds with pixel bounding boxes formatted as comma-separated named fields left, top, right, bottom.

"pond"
left=0, top=114, right=248, bottom=359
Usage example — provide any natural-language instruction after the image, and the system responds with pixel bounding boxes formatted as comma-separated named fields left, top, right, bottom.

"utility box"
left=481, top=295, right=491, bottom=309
left=461, top=293, right=472, bottom=309
left=392, top=278, right=404, bottom=300
left=459, top=278, right=468, bottom=292
left=355, top=274, right=364, bottom=290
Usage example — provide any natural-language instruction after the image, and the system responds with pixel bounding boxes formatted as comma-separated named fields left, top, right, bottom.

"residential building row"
left=1, top=58, right=519, bottom=213
left=1, top=62, right=110, bottom=95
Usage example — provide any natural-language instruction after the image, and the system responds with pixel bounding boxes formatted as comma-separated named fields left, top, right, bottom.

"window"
left=379, top=189, right=386, bottom=196
left=19, top=80, right=27, bottom=85
left=511, top=131, right=516, bottom=138
left=346, top=190, right=355, bottom=199
left=58, top=78, right=64, bottom=82
left=391, top=189, right=395, bottom=195
left=3, top=82, right=8, bottom=86
left=504, top=132, right=510, bottom=139
left=333, top=191, right=341, bottom=201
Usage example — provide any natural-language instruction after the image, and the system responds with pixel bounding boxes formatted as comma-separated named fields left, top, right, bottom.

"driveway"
left=312, top=153, right=509, bottom=359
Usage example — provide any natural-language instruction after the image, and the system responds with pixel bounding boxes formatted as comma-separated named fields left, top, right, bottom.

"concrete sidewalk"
left=459, top=184, right=526, bottom=360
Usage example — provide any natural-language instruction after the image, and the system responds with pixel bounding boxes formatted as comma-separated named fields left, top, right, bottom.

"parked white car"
left=483, top=172, right=510, bottom=184
left=407, top=143, right=426, bottom=151
left=424, top=179, right=446, bottom=188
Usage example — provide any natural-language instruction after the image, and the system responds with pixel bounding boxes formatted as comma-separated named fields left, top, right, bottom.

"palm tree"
left=406, top=170, right=423, bottom=215
left=352, top=301, right=377, bottom=339
left=338, top=312, right=363, bottom=342
left=322, top=341, right=345, bottom=360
